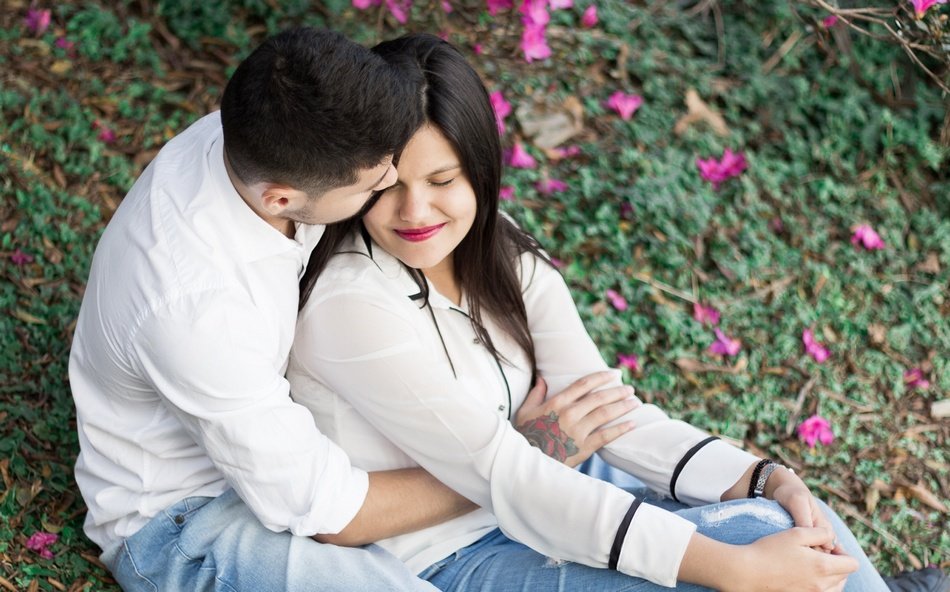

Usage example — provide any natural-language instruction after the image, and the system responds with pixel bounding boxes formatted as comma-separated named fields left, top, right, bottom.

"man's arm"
left=313, top=468, right=474, bottom=546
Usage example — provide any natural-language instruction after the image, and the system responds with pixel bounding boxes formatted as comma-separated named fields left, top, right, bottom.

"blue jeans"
left=102, top=488, right=437, bottom=591
left=419, top=457, right=889, bottom=591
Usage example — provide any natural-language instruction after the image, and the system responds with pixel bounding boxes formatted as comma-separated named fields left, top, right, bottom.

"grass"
left=1, top=0, right=947, bottom=589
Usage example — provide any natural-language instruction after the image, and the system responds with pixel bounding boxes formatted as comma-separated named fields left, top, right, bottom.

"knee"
left=696, top=499, right=794, bottom=544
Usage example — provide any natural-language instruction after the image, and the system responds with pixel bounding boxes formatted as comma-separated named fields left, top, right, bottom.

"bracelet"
left=747, top=459, right=774, bottom=498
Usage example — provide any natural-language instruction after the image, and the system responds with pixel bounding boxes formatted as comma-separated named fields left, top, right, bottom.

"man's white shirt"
left=70, top=112, right=369, bottom=553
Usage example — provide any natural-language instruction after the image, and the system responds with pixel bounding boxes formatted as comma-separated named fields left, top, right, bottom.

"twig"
left=763, top=29, right=803, bottom=74
left=632, top=273, right=696, bottom=304
left=836, top=504, right=923, bottom=568
left=785, top=375, right=817, bottom=436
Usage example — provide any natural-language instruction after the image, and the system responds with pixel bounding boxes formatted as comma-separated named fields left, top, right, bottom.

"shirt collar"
left=208, top=134, right=325, bottom=264
left=346, top=229, right=464, bottom=311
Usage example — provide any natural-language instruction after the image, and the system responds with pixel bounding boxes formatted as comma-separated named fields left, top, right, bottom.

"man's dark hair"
left=221, top=27, right=419, bottom=196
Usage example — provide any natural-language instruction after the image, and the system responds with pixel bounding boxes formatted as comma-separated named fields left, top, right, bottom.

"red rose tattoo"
left=517, top=411, right=579, bottom=463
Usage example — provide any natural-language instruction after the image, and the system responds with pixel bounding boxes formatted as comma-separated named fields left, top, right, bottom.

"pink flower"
left=581, top=5, right=598, bottom=27
left=605, top=289, right=628, bottom=311
left=692, top=302, right=720, bottom=326
left=441, top=0, right=453, bottom=11
left=24, top=8, right=51, bottom=35
left=486, top=0, right=513, bottom=15
left=535, top=178, right=568, bottom=195
left=617, top=354, right=640, bottom=373
left=802, top=329, right=830, bottom=363
left=353, top=0, right=381, bottom=8
left=550, top=257, right=564, bottom=268
left=508, top=142, right=537, bottom=168
left=499, top=186, right=515, bottom=201
left=910, top=0, right=947, bottom=18
left=520, top=24, right=551, bottom=62
left=93, top=120, right=117, bottom=144
left=708, top=328, right=741, bottom=357
left=696, top=148, right=748, bottom=189
left=769, top=217, right=785, bottom=234
left=904, top=368, right=931, bottom=390
left=473, top=43, right=483, bottom=55
left=551, top=145, right=581, bottom=159
left=797, top=414, right=834, bottom=448
left=821, top=14, right=838, bottom=27
left=384, top=0, right=411, bottom=23
left=605, top=91, right=643, bottom=121
left=850, top=224, right=885, bottom=250
left=549, top=0, right=573, bottom=8
left=490, top=90, right=511, bottom=135
left=520, top=0, right=550, bottom=25
left=10, top=248, right=34, bottom=266
left=25, top=531, right=58, bottom=559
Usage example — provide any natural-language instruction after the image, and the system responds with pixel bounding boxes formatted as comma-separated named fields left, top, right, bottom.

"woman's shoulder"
left=304, top=233, right=419, bottom=310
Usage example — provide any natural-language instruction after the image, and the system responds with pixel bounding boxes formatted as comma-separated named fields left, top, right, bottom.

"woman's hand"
left=514, top=371, right=639, bottom=467
left=680, top=528, right=858, bottom=592
left=765, top=468, right=839, bottom=553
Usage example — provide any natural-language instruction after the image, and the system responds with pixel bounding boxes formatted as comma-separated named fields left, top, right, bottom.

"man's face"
left=287, top=160, right=398, bottom=225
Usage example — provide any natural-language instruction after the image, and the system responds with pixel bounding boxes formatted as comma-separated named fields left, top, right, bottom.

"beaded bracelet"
left=747, top=459, right=774, bottom=498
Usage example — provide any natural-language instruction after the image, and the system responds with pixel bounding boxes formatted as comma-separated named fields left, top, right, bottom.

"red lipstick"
left=394, top=223, right=446, bottom=242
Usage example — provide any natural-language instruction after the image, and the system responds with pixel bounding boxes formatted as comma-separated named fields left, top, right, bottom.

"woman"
left=288, top=34, right=894, bottom=591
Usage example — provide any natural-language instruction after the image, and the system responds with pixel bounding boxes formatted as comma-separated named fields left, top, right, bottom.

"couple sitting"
left=70, top=27, right=941, bottom=592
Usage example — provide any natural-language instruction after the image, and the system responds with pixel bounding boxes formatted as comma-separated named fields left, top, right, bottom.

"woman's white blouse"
left=287, top=233, right=758, bottom=587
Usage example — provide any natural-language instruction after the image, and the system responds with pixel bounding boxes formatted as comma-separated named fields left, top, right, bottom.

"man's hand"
left=514, top=372, right=639, bottom=467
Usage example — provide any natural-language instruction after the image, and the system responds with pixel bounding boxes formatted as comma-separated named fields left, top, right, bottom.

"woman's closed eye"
left=429, top=178, right=455, bottom=187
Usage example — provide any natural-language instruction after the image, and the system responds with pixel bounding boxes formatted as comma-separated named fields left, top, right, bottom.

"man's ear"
left=260, top=185, right=300, bottom=215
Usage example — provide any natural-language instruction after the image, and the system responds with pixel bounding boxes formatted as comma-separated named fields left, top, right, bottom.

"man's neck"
left=222, top=149, right=295, bottom=238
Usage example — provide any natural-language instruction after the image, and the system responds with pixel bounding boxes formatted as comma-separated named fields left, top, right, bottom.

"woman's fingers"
left=547, top=371, right=619, bottom=405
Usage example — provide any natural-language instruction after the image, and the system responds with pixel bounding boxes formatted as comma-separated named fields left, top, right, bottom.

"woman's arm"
left=520, top=254, right=759, bottom=505
left=314, top=374, right=636, bottom=546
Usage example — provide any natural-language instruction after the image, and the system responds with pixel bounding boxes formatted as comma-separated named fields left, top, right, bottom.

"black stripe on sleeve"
left=608, top=499, right=642, bottom=570
left=669, top=436, right=720, bottom=503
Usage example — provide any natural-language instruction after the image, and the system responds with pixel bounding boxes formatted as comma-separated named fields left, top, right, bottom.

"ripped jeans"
left=419, top=458, right=889, bottom=591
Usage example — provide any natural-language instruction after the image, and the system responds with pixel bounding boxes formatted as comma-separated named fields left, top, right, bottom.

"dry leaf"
left=916, top=252, right=941, bottom=274
left=515, top=97, right=584, bottom=149
left=864, top=486, right=880, bottom=513
left=590, top=301, right=608, bottom=316
left=13, top=309, right=46, bottom=324
left=50, top=60, right=72, bottom=75
left=868, top=323, right=887, bottom=346
left=904, top=480, right=948, bottom=513
left=673, top=88, right=730, bottom=137
left=931, top=399, right=950, bottom=419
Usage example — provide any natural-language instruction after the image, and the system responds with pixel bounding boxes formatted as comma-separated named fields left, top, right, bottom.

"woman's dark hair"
left=221, top=27, right=420, bottom=196
left=300, top=33, right=551, bottom=377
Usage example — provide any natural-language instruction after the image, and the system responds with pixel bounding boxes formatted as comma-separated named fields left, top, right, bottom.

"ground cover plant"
left=1, top=0, right=947, bottom=589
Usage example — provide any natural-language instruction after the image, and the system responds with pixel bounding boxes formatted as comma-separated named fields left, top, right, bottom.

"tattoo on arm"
left=517, top=412, right=579, bottom=463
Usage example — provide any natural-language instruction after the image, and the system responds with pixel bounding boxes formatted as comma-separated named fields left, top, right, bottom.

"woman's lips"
left=394, top=223, right=447, bottom=242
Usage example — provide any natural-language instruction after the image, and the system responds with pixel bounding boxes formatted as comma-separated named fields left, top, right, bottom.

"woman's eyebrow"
left=426, top=164, right=462, bottom=176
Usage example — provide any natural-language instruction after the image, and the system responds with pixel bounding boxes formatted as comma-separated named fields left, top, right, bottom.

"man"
left=70, top=27, right=631, bottom=591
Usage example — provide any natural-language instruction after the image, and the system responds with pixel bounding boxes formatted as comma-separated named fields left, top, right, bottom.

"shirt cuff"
left=289, top=465, right=369, bottom=536
left=615, top=503, right=696, bottom=587
left=674, top=440, right=759, bottom=506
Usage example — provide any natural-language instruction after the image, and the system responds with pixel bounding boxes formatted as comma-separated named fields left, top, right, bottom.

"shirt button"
left=498, top=405, right=506, bottom=412
left=473, top=338, right=480, bottom=344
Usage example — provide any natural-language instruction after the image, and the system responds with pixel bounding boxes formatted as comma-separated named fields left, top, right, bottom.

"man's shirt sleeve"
left=129, top=287, right=368, bottom=536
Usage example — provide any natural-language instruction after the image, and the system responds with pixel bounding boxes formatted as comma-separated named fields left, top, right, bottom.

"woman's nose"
left=399, top=188, right=432, bottom=223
